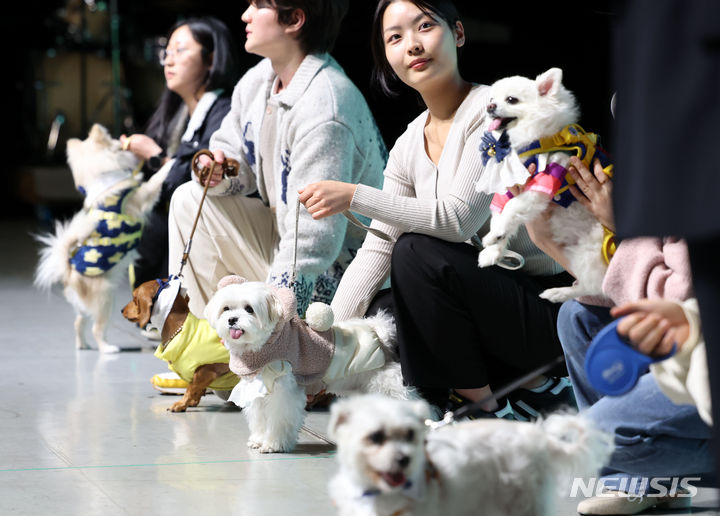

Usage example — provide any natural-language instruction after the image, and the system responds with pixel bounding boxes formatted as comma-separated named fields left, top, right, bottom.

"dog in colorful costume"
left=475, top=68, right=614, bottom=302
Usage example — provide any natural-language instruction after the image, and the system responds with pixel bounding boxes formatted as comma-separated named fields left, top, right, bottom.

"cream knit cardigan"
left=208, top=54, right=387, bottom=314
left=331, top=85, right=563, bottom=320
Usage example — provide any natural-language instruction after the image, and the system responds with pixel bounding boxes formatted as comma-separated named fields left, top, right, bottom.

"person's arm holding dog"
left=523, top=156, right=613, bottom=276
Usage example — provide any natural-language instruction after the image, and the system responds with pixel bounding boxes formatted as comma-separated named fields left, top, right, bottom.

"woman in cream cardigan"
left=300, top=0, right=574, bottom=419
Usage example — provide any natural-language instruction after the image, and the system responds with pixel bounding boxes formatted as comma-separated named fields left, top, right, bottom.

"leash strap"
left=291, top=197, right=300, bottom=289
left=427, top=355, right=566, bottom=430
left=342, top=211, right=395, bottom=242
left=287, top=202, right=394, bottom=294
left=177, top=150, right=240, bottom=278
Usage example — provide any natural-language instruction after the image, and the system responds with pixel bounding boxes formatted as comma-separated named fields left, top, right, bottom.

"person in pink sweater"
left=525, top=156, right=712, bottom=515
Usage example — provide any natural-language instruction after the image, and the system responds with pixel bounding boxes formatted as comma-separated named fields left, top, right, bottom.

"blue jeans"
left=558, top=300, right=714, bottom=485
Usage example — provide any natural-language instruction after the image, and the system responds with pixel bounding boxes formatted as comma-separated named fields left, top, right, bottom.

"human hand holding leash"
left=298, top=180, right=358, bottom=220
left=178, top=150, right=240, bottom=277
left=611, top=299, right=690, bottom=357
left=195, top=149, right=230, bottom=187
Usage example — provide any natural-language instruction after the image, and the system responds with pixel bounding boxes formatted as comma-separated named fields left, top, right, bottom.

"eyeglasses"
left=158, top=47, right=196, bottom=66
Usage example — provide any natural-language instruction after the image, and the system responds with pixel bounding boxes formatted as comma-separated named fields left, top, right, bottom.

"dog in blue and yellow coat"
left=34, top=124, right=169, bottom=352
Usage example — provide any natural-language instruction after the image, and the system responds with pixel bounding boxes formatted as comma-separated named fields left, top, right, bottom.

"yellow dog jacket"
left=154, top=312, right=239, bottom=391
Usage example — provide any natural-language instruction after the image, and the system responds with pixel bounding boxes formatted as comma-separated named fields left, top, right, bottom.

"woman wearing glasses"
left=120, top=17, right=241, bottom=293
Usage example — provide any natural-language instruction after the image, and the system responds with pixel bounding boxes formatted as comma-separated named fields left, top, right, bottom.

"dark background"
left=3, top=0, right=615, bottom=223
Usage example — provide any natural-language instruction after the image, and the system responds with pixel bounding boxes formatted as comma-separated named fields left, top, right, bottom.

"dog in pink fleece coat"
left=204, top=275, right=412, bottom=453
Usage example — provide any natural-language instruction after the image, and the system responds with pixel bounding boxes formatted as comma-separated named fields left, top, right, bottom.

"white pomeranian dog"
left=328, top=394, right=613, bottom=516
left=475, top=67, right=613, bottom=302
left=204, top=276, right=413, bottom=453
left=34, top=124, right=169, bottom=352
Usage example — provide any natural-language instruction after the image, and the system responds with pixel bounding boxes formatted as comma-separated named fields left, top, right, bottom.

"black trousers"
left=132, top=205, right=169, bottom=288
left=385, top=234, right=571, bottom=399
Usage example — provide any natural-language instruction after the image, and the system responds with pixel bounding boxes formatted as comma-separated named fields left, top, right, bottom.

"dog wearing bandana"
left=475, top=68, right=614, bottom=302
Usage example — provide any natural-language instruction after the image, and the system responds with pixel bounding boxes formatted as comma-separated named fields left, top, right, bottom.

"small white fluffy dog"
left=475, top=68, right=612, bottom=302
left=34, top=124, right=168, bottom=352
left=204, top=276, right=413, bottom=453
left=328, top=394, right=613, bottom=516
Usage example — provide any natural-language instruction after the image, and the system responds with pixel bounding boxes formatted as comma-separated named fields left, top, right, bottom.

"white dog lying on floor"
left=475, top=67, right=614, bottom=302
left=328, top=394, right=613, bottom=516
left=204, top=276, right=413, bottom=453
left=34, top=124, right=169, bottom=352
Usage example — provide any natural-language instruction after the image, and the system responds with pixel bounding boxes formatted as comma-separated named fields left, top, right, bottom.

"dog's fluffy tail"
left=33, top=215, right=91, bottom=289
left=364, top=309, right=397, bottom=356
left=542, top=413, right=614, bottom=490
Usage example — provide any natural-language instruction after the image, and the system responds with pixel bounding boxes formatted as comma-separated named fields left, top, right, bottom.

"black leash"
left=427, top=355, right=566, bottom=430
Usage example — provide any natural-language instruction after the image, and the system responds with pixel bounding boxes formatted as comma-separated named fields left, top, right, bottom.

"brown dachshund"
left=122, top=279, right=238, bottom=412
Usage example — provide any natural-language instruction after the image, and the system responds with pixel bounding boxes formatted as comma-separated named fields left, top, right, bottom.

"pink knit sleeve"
left=601, top=237, right=693, bottom=306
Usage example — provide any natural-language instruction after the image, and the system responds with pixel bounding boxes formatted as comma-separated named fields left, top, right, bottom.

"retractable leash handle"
left=178, top=150, right=240, bottom=277
left=585, top=318, right=677, bottom=396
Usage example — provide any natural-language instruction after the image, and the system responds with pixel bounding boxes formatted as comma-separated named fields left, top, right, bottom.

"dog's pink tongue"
left=230, top=328, right=244, bottom=339
left=488, top=118, right=502, bottom=131
left=382, top=472, right=407, bottom=488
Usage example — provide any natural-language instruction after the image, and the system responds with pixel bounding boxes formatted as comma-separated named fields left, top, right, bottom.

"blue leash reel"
left=585, top=318, right=676, bottom=396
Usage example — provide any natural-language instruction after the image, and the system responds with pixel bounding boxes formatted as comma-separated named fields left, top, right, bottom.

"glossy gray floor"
left=1, top=219, right=718, bottom=516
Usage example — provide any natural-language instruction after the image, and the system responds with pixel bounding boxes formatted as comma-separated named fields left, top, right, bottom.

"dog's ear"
left=66, top=138, right=81, bottom=154
left=88, top=123, right=109, bottom=143
left=133, top=282, right=158, bottom=330
left=204, top=290, right=227, bottom=327
left=536, top=67, right=563, bottom=97
left=327, top=398, right=353, bottom=440
left=266, top=288, right=287, bottom=325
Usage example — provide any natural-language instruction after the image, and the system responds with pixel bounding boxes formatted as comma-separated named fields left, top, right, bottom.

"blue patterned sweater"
left=69, top=186, right=142, bottom=276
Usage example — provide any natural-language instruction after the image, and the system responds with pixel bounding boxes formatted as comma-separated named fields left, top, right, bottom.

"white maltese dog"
left=475, top=67, right=614, bottom=302
left=328, top=394, right=613, bottom=516
left=34, top=124, right=168, bottom=352
left=204, top=276, right=413, bottom=453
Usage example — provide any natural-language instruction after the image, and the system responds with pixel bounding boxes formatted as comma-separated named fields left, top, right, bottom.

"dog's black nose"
left=228, top=317, right=238, bottom=326
left=487, top=103, right=496, bottom=114
left=397, top=454, right=410, bottom=468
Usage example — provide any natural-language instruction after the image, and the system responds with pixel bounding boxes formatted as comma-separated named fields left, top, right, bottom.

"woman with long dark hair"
left=120, top=16, right=241, bottom=291
left=300, top=0, right=574, bottom=419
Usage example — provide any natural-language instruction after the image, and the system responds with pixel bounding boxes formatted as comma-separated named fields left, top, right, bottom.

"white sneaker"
left=577, top=488, right=692, bottom=515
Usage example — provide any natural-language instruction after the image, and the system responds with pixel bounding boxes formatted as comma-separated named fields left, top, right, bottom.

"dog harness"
left=485, top=124, right=613, bottom=211
left=154, top=312, right=239, bottom=391
left=69, top=185, right=143, bottom=276
left=479, top=124, right=616, bottom=264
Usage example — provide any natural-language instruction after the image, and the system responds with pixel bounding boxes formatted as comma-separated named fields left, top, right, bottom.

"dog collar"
left=81, top=168, right=135, bottom=207
left=585, top=318, right=676, bottom=395
left=361, top=480, right=413, bottom=499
